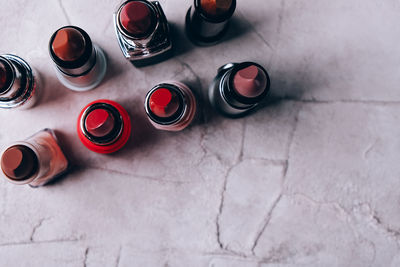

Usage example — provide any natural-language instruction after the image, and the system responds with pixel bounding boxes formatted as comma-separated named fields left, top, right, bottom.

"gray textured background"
left=0, top=0, right=400, bottom=266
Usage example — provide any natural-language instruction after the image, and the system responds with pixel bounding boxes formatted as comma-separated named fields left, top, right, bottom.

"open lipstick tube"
left=77, top=100, right=132, bottom=154
left=209, top=62, right=270, bottom=117
left=185, top=0, right=236, bottom=45
left=144, top=81, right=197, bottom=131
left=113, top=0, right=172, bottom=66
left=0, top=54, right=40, bottom=109
left=0, top=129, right=69, bottom=187
left=49, top=26, right=107, bottom=92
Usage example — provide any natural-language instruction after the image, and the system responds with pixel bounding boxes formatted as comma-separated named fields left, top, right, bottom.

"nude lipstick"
left=185, top=0, right=236, bottom=45
left=145, top=81, right=197, bottom=131
left=77, top=100, right=131, bottom=154
left=209, top=62, right=270, bottom=117
left=0, top=54, right=39, bottom=109
left=113, top=0, right=172, bottom=66
left=49, top=26, right=107, bottom=91
left=1, top=129, right=69, bottom=187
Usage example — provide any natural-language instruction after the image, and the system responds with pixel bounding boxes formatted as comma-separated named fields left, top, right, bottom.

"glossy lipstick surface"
left=0, top=54, right=39, bottom=109
left=0, top=129, right=69, bottom=187
left=186, top=0, right=236, bottom=45
left=145, top=81, right=197, bottom=131
left=49, top=26, right=107, bottom=91
left=78, top=100, right=131, bottom=154
left=114, top=0, right=172, bottom=66
left=209, top=62, right=270, bottom=117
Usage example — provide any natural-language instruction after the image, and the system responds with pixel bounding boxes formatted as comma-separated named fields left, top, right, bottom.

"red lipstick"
left=186, top=0, right=236, bottom=45
left=1, top=129, right=69, bottom=187
left=0, top=54, right=40, bottom=109
left=114, top=0, right=172, bottom=66
left=209, top=62, right=270, bottom=117
left=77, top=100, right=132, bottom=154
left=49, top=26, right=107, bottom=92
left=145, top=81, right=197, bottom=131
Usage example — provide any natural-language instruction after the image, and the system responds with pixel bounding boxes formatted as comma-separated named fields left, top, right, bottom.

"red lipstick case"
left=77, top=100, right=132, bottom=154
left=113, top=0, right=172, bottom=67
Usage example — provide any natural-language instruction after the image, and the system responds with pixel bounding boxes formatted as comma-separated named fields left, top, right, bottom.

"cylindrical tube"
left=0, top=54, right=40, bottom=109
left=1, top=129, right=69, bottom=187
left=49, top=26, right=107, bottom=91
left=209, top=62, right=270, bottom=117
left=145, top=81, right=197, bottom=131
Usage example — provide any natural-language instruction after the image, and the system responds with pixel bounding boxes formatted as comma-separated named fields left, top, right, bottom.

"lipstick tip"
left=1, top=145, right=38, bottom=180
left=149, top=88, right=180, bottom=118
left=200, top=0, right=233, bottom=17
left=233, top=65, right=267, bottom=98
left=52, top=28, right=86, bottom=62
left=0, top=60, right=12, bottom=94
left=85, top=108, right=116, bottom=138
left=120, top=1, right=154, bottom=37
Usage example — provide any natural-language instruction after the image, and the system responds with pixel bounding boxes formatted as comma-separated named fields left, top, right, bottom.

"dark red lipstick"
left=209, top=62, right=270, bottom=117
left=114, top=0, right=172, bottom=66
left=77, top=100, right=132, bottom=154
left=186, top=0, right=236, bottom=45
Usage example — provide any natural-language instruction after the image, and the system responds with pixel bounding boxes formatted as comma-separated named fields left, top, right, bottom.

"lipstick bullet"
left=209, top=62, right=270, bottom=117
left=49, top=26, right=107, bottom=91
left=77, top=100, right=132, bottom=154
left=145, top=81, right=197, bottom=131
left=113, top=0, right=172, bottom=66
left=0, top=54, right=39, bottom=109
left=1, top=129, right=69, bottom=187
left=185, top=0, right=236, bottom=45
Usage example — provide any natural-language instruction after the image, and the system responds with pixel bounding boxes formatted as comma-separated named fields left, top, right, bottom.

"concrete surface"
left=1, top=0, right=400, bottom=266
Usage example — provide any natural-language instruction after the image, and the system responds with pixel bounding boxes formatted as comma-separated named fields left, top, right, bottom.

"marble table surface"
left=1, top=0, right=400, bottom=266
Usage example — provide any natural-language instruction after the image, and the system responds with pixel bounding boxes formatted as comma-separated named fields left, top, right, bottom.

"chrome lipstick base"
left=0, top=54, right=39, bottom=109
left=113, top=1, right=172, bottom=67
left=54, top=45, right=107, bottom=92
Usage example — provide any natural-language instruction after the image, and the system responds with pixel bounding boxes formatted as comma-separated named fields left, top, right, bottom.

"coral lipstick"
left=114, top=0, right=172, bottom=66
left=77, top=100, right=131, bottom=154
left=186, top=0, right=236, bottom=45
left=0, top=54, right=40, bottom=109
left=49, top=26, right=107, bottom=91
left=145, top=81, right=197, bottom=131
left=209, top=62, right=270, bottom=117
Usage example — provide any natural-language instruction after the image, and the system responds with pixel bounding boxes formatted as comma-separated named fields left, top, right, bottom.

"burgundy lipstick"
left=0, top=54, right=39, bottom=109
left=209, top=62, right=270, bottom=117
left=49, top=26, right=107, bottom=91
left=114, top=0, right=172, bottom=66
left=0, top=129, right=69, bottom=187
left=77, top=100, right=132, bottom=154
left=144, top=81, right=197, bottom=131
left=185, top=0, right=236, bottom=45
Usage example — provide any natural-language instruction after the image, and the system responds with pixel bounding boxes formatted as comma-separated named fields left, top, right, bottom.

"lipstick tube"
left=209, top=62, right=270, bottom=117
left=0, top=129, right=69, bottom=187
left=0, top=54, right=39, bottom=109
left=49, top=26, right=107, bottom=92
left=185, top=0, right=236, bottom=45
left=144, top=81, right=197, bottom=131
left=113, top=0, right=172, bottom=66
left=77, top=100, right=132, bottom=154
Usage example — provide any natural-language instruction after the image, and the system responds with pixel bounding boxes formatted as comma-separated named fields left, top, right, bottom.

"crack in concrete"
left=0, top=238, right=81, bottom=247
left=30, top=218, right=50, bottom=242
left=115, top=246, right=122, bottom=267
left=82, top=247, right=89, bottom=267
left=215, top=121, right=246, bottom=251
left=58, top=0, right=71, bottom=24
left=363, top=139, right=379, bottom=159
